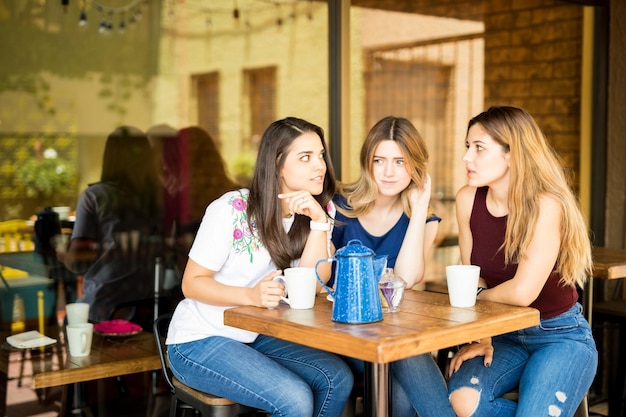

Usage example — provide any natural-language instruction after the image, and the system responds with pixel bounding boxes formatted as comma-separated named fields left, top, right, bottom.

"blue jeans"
left=343, top=353, right=456, bottom=417
left=167, top=334, right=354, bottom=417
left=448, top=303, right=598, bottom=417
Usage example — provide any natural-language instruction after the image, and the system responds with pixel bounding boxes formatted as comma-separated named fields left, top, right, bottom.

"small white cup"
left=273, top=267, right=318, bottom=309
left=66, top=302, right=90, bottom=325
left=66, top=323, right=94, bottom=357
left=446, top=265, right=481, bottom=307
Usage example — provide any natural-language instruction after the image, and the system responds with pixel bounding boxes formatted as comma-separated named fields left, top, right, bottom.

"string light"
left=77, top=0, right=146, bottom=34
left=233, top=0, right=240, bottom=20
left=74, top=1, right=317, bottom=35
left=167, top=0, right=317, bottom=34
left=79, top=8, right=87, bottom=26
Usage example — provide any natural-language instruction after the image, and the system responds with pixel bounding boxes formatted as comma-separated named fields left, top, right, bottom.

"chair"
left=153, top=312, right=259, bottom=417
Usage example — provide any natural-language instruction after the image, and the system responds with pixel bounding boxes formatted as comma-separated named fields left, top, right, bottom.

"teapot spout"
left=373, top=255, right=388, bottom=281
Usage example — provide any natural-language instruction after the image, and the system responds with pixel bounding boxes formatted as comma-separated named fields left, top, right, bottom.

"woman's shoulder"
left=332, top=193, right=349, bottom=208
left=212, top=188, right=249, bottom=204
left=456, top=185, right=481, bottom=202
left=426, top=212, right=442, bottom=223
left=203, top=189, right=249, bottom=217
left=536, top=192, right=562, bottom=217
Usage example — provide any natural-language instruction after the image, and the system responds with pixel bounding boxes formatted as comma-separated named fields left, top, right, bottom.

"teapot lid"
left=335, top=239, right=375, bottom=257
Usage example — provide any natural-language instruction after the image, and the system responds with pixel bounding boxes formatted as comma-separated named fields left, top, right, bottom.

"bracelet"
left=476, top=287, right=486, bottom=296
left=310, top=220, right=331, bottom=232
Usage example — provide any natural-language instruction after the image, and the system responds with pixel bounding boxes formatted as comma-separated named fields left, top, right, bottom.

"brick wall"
left=353, top=0, right=585, bottom=183
left=483, top=1, right=583, bottom=182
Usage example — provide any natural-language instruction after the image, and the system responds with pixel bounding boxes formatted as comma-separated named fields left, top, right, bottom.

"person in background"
left=61, top=126, right=163, bottom=324
left=165, top=117, right=353, bottom=417
left=332, top=116, right=455, bottom=417
left=148, top=125, right=240, bottom=285
left=447, top=106, right=597, bottom=417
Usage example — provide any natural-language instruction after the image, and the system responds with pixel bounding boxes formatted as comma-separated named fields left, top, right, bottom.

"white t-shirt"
left=166, top=189, right=334, bottom=344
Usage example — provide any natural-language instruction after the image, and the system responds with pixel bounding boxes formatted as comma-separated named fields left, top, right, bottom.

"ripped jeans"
left=447, top=303, right=597, bottom=417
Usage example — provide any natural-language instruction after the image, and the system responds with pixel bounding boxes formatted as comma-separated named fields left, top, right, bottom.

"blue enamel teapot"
left=315, top=239, right=387, bottom=324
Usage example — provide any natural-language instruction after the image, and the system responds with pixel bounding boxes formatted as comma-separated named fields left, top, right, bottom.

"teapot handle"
left=315, top=258, right=335, bottom=297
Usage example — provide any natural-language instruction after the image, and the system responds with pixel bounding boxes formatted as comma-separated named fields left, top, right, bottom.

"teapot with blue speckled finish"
left=315, top=239, right=386, bottom=324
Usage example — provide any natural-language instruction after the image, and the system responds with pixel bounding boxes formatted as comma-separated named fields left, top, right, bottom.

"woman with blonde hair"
left=332, top=116, right=438, bottom=288
left=447, top=106, right=597, bottom=417
left=332, top=116, right=455, bottom=417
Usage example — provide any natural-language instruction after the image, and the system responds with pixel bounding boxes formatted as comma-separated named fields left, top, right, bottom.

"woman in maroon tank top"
left=446, top=106, right=597, bottom=417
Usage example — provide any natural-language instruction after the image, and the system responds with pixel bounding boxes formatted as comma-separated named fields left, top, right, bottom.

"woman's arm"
left=280, top=191, right=335, bottom=287
left=456, top=185, right=491, bottom=289
left=62, top=238, right=98, bottom=274
left=181, top=259, right=285, bottom=308
left=394, top=174, right=437, bottom=288
left=455, top=185, right=475, bottom=267
left=477, top=194, right=562, bottom=306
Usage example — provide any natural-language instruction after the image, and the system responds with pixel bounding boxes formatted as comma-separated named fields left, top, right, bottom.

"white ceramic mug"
left=65, top=302, right=90, bottom=325
left=66, top=323, right=94, bottom=357
left=272, top=267, right=318, bottom=309
left=446, top=265, right=481, bottom=307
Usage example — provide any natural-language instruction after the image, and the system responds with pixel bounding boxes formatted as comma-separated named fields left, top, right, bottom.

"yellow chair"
left=0, top=219, right=35, bottom=253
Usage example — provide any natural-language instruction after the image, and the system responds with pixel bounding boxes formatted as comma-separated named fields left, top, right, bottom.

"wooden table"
left=584, top=246, right=626, bottom=325
left=1, top=329, right=160, bottom=416
left=224, top=290, right=539, bottom=417
left=30, top=331, right=160, bottom=389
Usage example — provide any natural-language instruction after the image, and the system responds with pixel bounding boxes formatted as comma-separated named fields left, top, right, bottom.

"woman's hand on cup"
left=278, top=191, right=326, bottom=223
left=253, top=270, right=285, bottom=308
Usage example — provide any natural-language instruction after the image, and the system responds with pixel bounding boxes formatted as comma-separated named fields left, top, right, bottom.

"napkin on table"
left=6, top=330, right=57, bottom=349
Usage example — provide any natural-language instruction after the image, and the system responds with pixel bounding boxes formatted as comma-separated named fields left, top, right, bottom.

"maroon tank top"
left=470, top=187, right=577, bottom=319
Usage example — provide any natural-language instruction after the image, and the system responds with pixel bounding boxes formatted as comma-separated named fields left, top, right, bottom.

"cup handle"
left=272, top=276, right=289, bottom=305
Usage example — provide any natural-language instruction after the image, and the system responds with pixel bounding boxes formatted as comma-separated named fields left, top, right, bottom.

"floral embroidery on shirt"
left=230, top=193, right=262, bottom=262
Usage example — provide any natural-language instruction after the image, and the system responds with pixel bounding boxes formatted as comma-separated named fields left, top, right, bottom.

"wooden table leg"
left=363, top=362, right=391, bottom=417
left=584, top=278, right=594, bottom=326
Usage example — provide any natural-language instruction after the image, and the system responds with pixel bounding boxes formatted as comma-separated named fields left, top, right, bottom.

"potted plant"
left=15, top=140, right=76, bottom=202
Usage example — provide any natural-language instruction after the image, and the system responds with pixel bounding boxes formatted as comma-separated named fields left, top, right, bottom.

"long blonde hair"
left=469, top=106, right=592, bottom=287
left=338, top=116, right=429, bottom=218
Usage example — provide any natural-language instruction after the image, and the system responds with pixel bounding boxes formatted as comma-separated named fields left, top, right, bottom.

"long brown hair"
left=468, top=106, right=592, bottom=287
left=247, top=117, right=336, bottom=270
left=100, top=126, right=160, bottom=220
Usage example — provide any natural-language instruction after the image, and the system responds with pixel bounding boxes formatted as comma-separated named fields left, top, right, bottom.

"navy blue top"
left=329, top=194, right=441, bottom=287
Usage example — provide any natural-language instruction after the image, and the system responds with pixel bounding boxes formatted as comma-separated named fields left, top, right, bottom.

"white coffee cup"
left=446, top=265, right=481, bottom=307
left=66, top=323, right=94, bottom=357
left=66, top=302, right=90, bottom=325
left=272, top=267, right=318, bottom=309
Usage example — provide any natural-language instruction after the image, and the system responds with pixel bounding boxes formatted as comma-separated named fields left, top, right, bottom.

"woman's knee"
left=271, top=385, right=314, bottom=417
left=449, top=387, right=480, bottom=417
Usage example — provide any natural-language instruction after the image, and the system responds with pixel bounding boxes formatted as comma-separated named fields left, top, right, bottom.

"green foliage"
left=231, top=152, right=256, bottom=186
left=15, top=154, right=76, bottom=199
